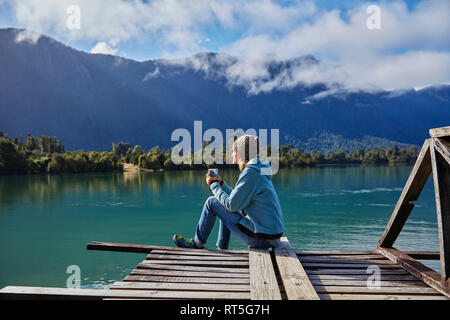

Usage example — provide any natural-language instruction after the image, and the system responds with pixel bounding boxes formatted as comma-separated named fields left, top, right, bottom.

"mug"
left=208, top=168, right=219, bottom=177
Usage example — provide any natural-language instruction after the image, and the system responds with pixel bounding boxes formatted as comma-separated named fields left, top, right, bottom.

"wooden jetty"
left=0, top=126, right=449, bottom=300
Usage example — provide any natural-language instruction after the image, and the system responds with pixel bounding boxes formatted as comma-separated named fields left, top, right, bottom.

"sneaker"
left=173, top=234, right=197, bottom=249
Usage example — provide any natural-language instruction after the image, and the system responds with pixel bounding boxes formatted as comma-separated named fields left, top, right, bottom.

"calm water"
left=0, top=165, right=440, bottom=289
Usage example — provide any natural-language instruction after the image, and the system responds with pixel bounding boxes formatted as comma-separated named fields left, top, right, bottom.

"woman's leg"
left=194, top=196, right=267, bottom=249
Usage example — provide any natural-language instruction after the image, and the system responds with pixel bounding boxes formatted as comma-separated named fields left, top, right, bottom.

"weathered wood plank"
left=377, top=247, right=449, bottom=297
left=314, top=285, right=441, bottom=295
left=299, top=257, right=396, bottom=265
left=306, top=269, right=410, bottom=275
left=123, top=275, right=250, bottom=284
left=310, top=279, right=428, bottom=287
left=377, top=139, right=432, bottom=248
left=298, top=254, right=386, bottom=260
left=147, top=254, right=248, bottom=261
left=110, top=281, right=249, bottom=292
left=137, top=262, right=249, bottom=274
left=308, top=274, right=419, bottom=281
left=87, top=241, right=156, bottom=253
left=248, top=248, right=282, bottom=300
left=297, top=251, right=377, bottom=255
left=142, top=259, right=248, bottom=267
left=274, top=238, right=319, bottom=300
left=319, top=294, right=448, bottom=300
left=130, top=268, right=249, bottom=279
left=430, top=138, right=450, bottom=289
left=0, top=286, right=250, bottom=300
left=87, top=241, right=247, bottom=254
left=149, top=249, right=248, bottom=257
left=429, top=126, right=450, bottom=138
left=302, top=263, right=402, bottom=269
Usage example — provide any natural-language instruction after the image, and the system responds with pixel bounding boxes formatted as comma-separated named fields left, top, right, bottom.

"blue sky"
left=0, top=0, right=448, bottom=90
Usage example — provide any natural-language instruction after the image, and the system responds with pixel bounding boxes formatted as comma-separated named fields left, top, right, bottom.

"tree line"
left=0, top=133, right=419, bottom=175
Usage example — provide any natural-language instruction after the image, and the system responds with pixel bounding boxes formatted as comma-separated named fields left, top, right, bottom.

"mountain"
left=0, top=28, right=449, bottom=152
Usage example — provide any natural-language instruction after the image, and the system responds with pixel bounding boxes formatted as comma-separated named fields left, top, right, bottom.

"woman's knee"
left=206, top=196, right=219, bottom=206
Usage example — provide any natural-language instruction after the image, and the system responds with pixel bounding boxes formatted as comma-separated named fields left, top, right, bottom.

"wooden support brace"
left=377, top=139, right=432, bottom=248
left=430, top=138, right=450, bottom=289
left=377, top=247, right=449, bottom=297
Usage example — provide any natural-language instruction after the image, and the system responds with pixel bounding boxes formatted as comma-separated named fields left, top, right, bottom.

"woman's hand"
left=205, top=172, right=222, bottom=186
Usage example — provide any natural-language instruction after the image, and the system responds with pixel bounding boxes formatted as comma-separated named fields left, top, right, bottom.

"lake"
left=0, top=165, right=440, bottom=289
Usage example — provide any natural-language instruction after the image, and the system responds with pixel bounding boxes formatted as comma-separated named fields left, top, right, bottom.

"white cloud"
left=14, top=29, right=42, bottom=44
left=90, top=41, right=118, bottom=55
left=5, top=0, right=450, bottom=92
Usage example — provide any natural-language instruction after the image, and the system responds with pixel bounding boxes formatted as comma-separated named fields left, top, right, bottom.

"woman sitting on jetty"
left=173, top=134, right=284, bottom=250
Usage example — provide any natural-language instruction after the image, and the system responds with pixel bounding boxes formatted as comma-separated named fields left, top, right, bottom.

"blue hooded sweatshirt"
left=209, top=158, right=284, bottom=236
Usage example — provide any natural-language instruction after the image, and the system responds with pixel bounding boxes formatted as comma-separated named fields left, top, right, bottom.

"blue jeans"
left=194, top=196, right=280, bottom=249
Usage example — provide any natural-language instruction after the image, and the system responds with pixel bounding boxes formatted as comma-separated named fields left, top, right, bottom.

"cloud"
left=14, top=29, right=42, bottom=44
left=90, top=41, right=118, bottom=55
left=5, top=0, right=450, bottom=92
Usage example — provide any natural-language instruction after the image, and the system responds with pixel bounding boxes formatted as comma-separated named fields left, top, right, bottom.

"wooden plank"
left=110, top=281, right=249, bottom=292
left=0, top=286, right=250, bottom=300
left=314, top=285, right=441, bottom=295
left=87, top=241, right=247, bottom=254
left=298, top=254, right=385, bottom=260
left=377, top=139, right=432, bottom=248
left=308, top=274, right=419, bottom=281
left=319, top=294, right=448, bottom=300
left=429, top=126, right=450, bottom=138
left=403, top=251, right=440, bottom=260
left=149, top=249, right=248, bottom=257
left=310, top=279, right=428, bottom=287
left=130, top=268, right=249, bottom=279
left=306, top=269, right=410, bottom=275
left=377, top=247, right=449, bottom=297
left=274, top=237, right=319, bottom=300
left=302, top=263, right=402, bottom=269
left=87, top=241, right=155, bottom=253
left=248, top=248, right=282, bottom=300
left=297, top=251, right=377, bottom=255
left=430, top=138, right=450, bottom=289
left=299, top=257, right=396, bottom=265
left=137, top=262, right=249, bottom=274
left=123, top=275, right=249, bottom=284
left=141, top=259, right=248, bottom=267
left=147, top=254, right=248, bottom=261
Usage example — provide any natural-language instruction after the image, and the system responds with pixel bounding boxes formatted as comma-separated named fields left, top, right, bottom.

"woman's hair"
left=233, top=134, right=259, bottom=164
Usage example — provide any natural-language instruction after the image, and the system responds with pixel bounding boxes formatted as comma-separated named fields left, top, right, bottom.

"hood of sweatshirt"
left=245, top=157, right=273, bottom=179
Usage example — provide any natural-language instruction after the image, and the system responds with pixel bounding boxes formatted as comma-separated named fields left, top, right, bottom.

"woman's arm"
left=209, top=169, right=258, bottom=212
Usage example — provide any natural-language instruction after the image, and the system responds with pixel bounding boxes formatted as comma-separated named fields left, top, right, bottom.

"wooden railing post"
left=430, top=137, right=450, bottom=290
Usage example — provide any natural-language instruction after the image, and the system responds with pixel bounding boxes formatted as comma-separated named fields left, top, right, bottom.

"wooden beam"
left=430, top=138, right=450, bottom=287
left=377, top=247, right=449, bottom=297
left=429, top=126, right=450, bottom=138
left=434, top=138, right=450, bottom=166
left=0, top=286, right=250, bottom=300
left=274, top=237, right=320, bottom=300
left=86, top=241, right=236, bottom=254
left=87, top=241, right=156, bottom=253
left=377, top=139, right=432, bottom=248
left=404, top=251, right=440, bottom=260
left=248, top=248, right=282, bottom=300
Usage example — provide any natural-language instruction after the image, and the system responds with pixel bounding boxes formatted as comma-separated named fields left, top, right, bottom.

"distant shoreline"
left=0, top=133, right=419, bottom=175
